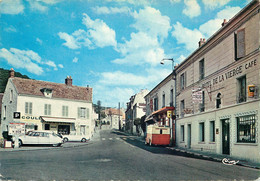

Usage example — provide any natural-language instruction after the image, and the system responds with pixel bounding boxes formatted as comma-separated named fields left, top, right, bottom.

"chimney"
left=65, top=76, right=72, bottom=86
left=221, top=19, right=228, bottom=27
left=9, top=68, right=15, bottom=78
left=198, top=38, right=206, bottom=47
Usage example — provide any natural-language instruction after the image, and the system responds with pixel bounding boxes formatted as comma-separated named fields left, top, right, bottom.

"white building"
left=103, top=108, right=125, bottom=130
left=1, top=69, right=94, bottom=139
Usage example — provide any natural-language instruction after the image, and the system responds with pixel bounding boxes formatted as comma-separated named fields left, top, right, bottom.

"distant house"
left=102, top=108, right=125, bottom=129
left=1, top=68, right=94, bottom=139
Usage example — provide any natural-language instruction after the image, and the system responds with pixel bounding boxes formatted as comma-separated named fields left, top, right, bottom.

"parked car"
left=63, top=133, right=89, bottom=142
left=18, top=131, right=63, bottom=147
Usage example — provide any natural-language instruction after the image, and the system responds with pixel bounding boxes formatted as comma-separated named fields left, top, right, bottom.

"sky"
left=0, top=0, right=251, bottom=108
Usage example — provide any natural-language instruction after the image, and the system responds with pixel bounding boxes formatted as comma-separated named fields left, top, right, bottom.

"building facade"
left=125, top=89, right=149, bottom=134
left=144, top=73, right=176, bottom=143
left=1, top=69, right=94, bottom=139
left=175, top=0, right=260, bottom=163
left=102, top=108, right=125, bottom=130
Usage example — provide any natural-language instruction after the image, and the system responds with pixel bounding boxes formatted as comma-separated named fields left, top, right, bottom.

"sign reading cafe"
left=201, top=59, right=257, bottom=88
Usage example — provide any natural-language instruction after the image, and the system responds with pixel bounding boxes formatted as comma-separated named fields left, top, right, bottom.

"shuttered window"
left=62, top=106, right=68, bottom=117
left=78, top=107, right=86, bottom=118
left=25, top=102, right=32, bottom=114
left=44, top=104, right=51, bottom=115
left=235, top=29, right=245, bottom=60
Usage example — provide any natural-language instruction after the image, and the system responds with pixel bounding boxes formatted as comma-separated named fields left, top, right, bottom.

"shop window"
left=62, top=105, right=69, bottom=117
left=199, top=59, right=204, bottom=80
left=237, top=76, right=246, bottom=103
left=199, top=122, right=205, bottom=142
left=25, top=102, right=33, bottom=115
left=216, top=93, right=221, bottom=108
left=181, top=125, right=185, bottom=141
left=237, top=115, right=256, bottom=143
left=45, top=124, right=50, bottom=130
left=180, top=72, right=186, bottom=90
left=44, top=104, right=51, bottom=115
left=234, top=29, right=245, bottom=60
left=162, top=94, right=165, bottom=108
left=210, top=121, right=215, bottom=142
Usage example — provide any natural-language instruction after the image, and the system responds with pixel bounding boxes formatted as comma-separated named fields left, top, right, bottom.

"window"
left=45, top=124, right=50, bottom=130
left=78, top=107, right=86, bottom=118
left=237, top=115, right=256, bottom=143
left=180, top=72, right=186, bottom=90
left=170, top=89, right=173, bottom=107
left=162, top=94, right=165, bottom=108
left=234, top=29, right=245, bottom=60
left=3, top=106, right=6, bottom=118
left=199, top=122, right=205, bottom=142
left=210, top=121, right=215, bottom=142
left=62, top=106, right=69, bottom=117
left=199, top=59, right=204, bottom=80
left=44, top=104, right=51, bottom=115
left=200, top=91, right=205, bottom=112
left=216, top=93, right=221, bottom=109
left=25, top=102, right=33, bottom=115
left=237, top=76, right=246, bottom=103
left=181, top=125, right=185, bottom=141
left=180, top=100, right=185, bottom=117
left=153, top=98, right=158, bottom=111
left=34, top=125, right=38, bottom=130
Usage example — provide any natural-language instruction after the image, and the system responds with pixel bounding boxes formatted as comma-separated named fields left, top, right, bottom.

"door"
left=187, top=124, right=191, bottom=149
left=222, top=119, right=230, bottom=155
left=58, top=125, right=70, bottom=135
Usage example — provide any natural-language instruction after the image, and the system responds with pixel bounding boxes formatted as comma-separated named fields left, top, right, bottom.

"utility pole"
left=118, top=102, right=121, bottom=131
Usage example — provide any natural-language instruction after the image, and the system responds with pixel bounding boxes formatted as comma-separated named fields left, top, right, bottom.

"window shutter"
left=44, top=104, right=47, bottom=115
left=25, top=102, right=28, bottom=114
left=49, top=104, right=51, bottom=115
left=29, top=102, right=32, bottom=114
left=78, top=107, right=80, bottom=118
left=86, top=108, right=89, bottom=119
left=237, top=29, right=245, bottom=59
left=184, top=72, right=187, bottom=88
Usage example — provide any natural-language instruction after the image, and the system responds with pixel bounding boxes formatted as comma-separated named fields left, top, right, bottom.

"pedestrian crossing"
left=100, top=137, right=135, bottom=141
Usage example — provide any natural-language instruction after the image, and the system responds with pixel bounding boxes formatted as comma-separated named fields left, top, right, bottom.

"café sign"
left=21, top=115, right=41, bottom=120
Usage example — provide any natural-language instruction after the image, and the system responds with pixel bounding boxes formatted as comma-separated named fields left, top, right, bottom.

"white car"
left=18, top=131, right=63, bottom=147
left=63, top=133, right=89, bottom=142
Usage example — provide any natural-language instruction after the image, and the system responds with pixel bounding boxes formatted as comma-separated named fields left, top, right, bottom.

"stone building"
left=1, top=69, right=94, bottom=139
left=175, top=0, right=260, bottom=163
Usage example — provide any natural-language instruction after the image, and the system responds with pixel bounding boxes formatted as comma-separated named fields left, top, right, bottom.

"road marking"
left=116, top=138, right=120, bottom=140
left=109, top=138, right=113, bottom=140
left=102, top=138, right=106, bottom=141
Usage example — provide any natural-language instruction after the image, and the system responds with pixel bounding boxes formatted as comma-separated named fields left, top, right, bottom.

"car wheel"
left=52, top=143, right=61, bottom=147
left=81, top=138, right=87, bottom=142
left=18, top=139, right=23, bottom=147
left=63, top=138, right=68, bottom=142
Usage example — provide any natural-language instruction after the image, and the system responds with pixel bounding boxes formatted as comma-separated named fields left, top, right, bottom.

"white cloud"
left=82, top=13, right=117, bottom=48
left=0, top=48, right=43, bottom=75
left=172, top=22, right=203, bottom=51
left=202, top=0, right=231, bottom=9
left=58, top=64, right=64, bottom=68
left=0, top=0, right=24, bottom=14
left=72, top=57, right=78, bottom=63
left=113, top=7, right=170, bottom=66
left=26, top=0, right=63, bottom=12
left=92, top=6, right=131, bottom=15
left=4, top=26, right=17, bottom=33
left=170, top=0, right=181, bottom=3
left=132, top=7, right=171, bottom=41
left=59, top=14, right=116, bottom=49
left=176, top=55, right=186, bottom=63
left=36, top=38, right=43, bottom=45
left=183, top=0, right=201, bottom=18
left=216, top=6, right=241, bottom=20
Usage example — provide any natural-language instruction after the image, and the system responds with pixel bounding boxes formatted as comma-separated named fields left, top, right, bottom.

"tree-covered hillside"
left=0, top=68, right=30, bottom=93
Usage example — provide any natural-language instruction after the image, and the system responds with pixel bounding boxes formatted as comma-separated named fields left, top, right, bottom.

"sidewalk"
left=117, top=130, right=260, bottom=170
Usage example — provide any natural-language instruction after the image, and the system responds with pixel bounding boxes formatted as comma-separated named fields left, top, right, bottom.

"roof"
left=11, top=77, right=92, bottom=102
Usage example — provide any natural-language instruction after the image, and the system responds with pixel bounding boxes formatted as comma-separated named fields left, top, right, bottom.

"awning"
left=40, top=116, right=76, bottom=123
left=144, top=114, right=153, bottom=122
left=152, top=106, right=174, bottom=116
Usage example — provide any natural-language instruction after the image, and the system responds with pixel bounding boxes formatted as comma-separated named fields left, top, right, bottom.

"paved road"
left=0, top=128, right=259, bottom=180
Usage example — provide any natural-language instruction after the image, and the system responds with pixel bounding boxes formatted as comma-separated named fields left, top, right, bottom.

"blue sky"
left=0, top=0, right=250, bottom=108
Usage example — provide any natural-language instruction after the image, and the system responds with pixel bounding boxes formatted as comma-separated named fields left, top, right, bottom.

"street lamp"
left=160, top=58, right=176, bottom=146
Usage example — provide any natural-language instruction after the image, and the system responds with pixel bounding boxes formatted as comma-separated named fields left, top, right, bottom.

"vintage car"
left=18, top=131, right=63, bottom=147
left=62, top=133, right=89, bottom=142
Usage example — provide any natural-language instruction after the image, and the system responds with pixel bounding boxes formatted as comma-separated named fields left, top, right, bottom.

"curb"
left=167, top=147, right=260, bottom=170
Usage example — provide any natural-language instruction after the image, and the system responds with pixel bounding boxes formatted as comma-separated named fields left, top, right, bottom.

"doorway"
left=187, top=124, right=191, bottom=149
left=222, top=119, right=230, bottom=155
left=58, top=125, right=70, bottom=135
